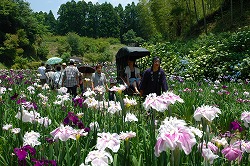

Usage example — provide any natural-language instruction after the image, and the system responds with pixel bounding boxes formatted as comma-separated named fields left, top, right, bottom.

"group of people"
left=37, top=61, right=109, bottom=98
left=37, top=56, right=168, bottom=99
left=124, top=56, right=168, bottom=97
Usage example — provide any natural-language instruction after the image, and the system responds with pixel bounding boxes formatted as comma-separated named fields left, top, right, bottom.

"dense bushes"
left=143, top=26, right=250, bottom=80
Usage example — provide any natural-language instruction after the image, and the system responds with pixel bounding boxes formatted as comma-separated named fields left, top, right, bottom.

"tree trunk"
left=185, top=0, right=193, bottom=33
left=201, top=0, right=207, bottom=34
left=230, top=0, right=233, bottom=24
left=192, top=0, right=199, bottom=23
left=240, top=0, right=244, bottom=17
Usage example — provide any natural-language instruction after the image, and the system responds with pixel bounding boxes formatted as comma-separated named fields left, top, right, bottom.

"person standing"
left=45, top=65, right=55, bottom=88
left=61, top=63, right=67, bottom=71
left=140, top=56, right=168, bottom=97
left=52, top=65, right=63, bottom=89
left=124, top=59, right=141, bottom=94
left=91, top=64, right=109, bottom=98
left=37, top=62, right=47, bottom=85
left=62, top=61, right=79, bottom=97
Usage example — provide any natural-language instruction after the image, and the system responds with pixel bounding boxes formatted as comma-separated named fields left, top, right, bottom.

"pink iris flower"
left=194, top=105, right=221, bottom=122
left=50, top=124, right=88, bottom=141
left=155, top=117, right=197, bottom=156
left=143, top=93, right=168, bottom=112
left=241, top=111, right=250, bottom=127
left=221, top=145, right=242, bottom=161
left=202, top=148, right=219, bottom=164
left=119, top=131, right=136, bottom=140
left=143, top=92, right=184, bottom=112
left=96, top=132, right=121, bottom=152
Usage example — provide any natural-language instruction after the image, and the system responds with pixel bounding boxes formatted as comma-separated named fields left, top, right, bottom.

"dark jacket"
left=140, top=67, right=168, bottom=97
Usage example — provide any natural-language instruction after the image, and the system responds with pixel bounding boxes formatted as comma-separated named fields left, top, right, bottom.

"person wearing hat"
left=62, top=63, right=67, bottom=70
left=139, top=56, right=168, bottom=97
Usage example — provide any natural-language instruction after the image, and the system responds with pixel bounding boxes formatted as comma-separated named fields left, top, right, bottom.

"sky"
left=25, top=0, right=139, bottom=18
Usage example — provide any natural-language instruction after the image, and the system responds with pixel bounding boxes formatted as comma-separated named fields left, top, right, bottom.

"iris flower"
left=230, top=120, right=243, bottom=132
left=107, top=101, right=122, bottom=114
left=109, top=84, right=126, bottom=92
left=123, top=96, right=137, bottom=107
left=31, top=158, right=57, bottom=166
left=96, top=132, right=121, bottom=152
left=50, top=124, right=88, bottom=141
left=221, top=145, right=242, bottom=161
left=119, top=131, right=136, bottom=140
left=125, top=113, right=138, bottom=122
left=23, top=131, right=41, bottom=147
left=143, top=93, right=167, bottom=112
left=155, top=117, right=197, bottom=156
left=84, top=150, right=113, bottom=166
left=194, top=105, right=221, bottom=122
left=202, top=148, right=219, bottom=164
left=73, top=96, right=84, bottom=108
left=241, top=111, right=250, bottom=127
left=2, top=124, right=12, bottom=130
left=143, top=92, right=184, bottom=112
left=14, top=145, right=36, bottom=161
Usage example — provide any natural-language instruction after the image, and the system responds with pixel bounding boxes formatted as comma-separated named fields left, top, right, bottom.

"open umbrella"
left=46, top=57, right=63, bottom=65
left=78, top=66, right=95, bottom=73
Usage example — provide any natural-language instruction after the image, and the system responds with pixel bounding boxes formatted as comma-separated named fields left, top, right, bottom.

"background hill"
left=0, top=0, right=249, bottom=69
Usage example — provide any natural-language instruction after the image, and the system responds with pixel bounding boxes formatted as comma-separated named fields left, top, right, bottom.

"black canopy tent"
left=116, top=46, right=150, bottom=83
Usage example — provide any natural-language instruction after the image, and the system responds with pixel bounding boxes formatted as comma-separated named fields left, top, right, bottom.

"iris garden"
left=0, top=67, right=249, bottom=166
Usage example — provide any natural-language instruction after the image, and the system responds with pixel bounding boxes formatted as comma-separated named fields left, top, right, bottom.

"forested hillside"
left=0, top=0, right=249, bottom=69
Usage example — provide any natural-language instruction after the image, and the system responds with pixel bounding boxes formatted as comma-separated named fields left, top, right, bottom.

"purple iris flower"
left=17, top=98, right=27, bottom=104
left=219, top=131, right=234, bottom=138
left=230, top=120, right=243, bottom=132
left=10, top=93, right=19, bottom=100
left=67, top=112, right=79, bottom=125
left=72, top=97, right=84, bottom=108
left=63, top=112, right=89, bottom=131
left=77, top=121, right=85, bottom=129
left=14, top=145, right=36, bottom=161
left=31, top=158, right=57, bottom=166
left=45, top=137, right=56, bottom=144
left=222, top=85, right=228, bottom=89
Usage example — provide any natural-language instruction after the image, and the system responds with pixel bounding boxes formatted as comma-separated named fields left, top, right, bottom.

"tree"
left=150, top=0, right=171, bottom=39
left=45, top=10, right=57, bottom=34
left=123, top=3, right=139, bottom=36
left=86, top=2, right=100, bottom=38
left=0, top=0, right=45, bottom=66
left=137, top=0, right=157, bottom=40
left=66, top=32, right=81, bottom=56
left=98, top=2, right=120, bottom=38
left=114, top=4, right=124, bottom=41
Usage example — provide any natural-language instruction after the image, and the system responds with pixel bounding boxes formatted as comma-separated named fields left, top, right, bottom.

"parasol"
left=78, top=66, right=95, bottom=73
left=46, top=57, right=63, bottom=65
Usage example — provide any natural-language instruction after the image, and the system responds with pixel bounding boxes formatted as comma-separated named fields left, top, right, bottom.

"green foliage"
left=11, top=56, right=29, bottom=69
left=61, top=52, right=71, bottom=63
left=122, top=29, right=145, bottom=46
left=66, top=32, right=81, bottom=56
left=36, top=42, right=49, bottom=60
left=143, top=26, right=250, bottom=80
left=0, top=0, right=47, bottom=67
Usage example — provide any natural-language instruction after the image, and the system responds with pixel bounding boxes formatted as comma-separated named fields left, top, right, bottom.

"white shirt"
left=37, top=66, right=46, bottom=79
left=124, top=66, right=140, bottom=78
